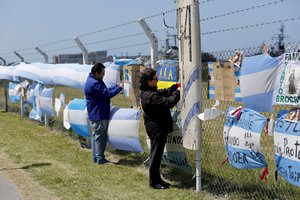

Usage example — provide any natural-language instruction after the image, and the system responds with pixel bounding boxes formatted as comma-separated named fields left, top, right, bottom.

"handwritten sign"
left=146, top=111, right=192, bottom=172
left=273, top=52, right=300, bottom=106
left=224, top=107, right=268, bottom=169
left=208, top=62, right=241, bottom=102
left=274, top=110, right=300, bottom=187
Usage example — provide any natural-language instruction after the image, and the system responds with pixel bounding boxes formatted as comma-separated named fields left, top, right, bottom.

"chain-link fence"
left=194, top=42, right=300, bottom=199
left=0, top=42, right=299, bottom=199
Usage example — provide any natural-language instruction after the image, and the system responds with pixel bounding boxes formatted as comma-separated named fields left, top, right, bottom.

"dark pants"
left=149, top=134, right=168, bottom=186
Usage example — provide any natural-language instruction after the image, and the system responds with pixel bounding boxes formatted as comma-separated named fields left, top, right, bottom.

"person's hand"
left=170, top=84, right=178, bottom=92
left=118, top=83, right=124, bottom=88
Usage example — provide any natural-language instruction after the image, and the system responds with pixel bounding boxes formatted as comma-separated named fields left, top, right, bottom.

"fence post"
left=178, top=0, right=202, bottom=193
left=73, top=36, right=89, bottom=64
left=0, top=57, right=8, bottom=112
left=14, top=51, right=25, bottom=63
left=35, top=47, right=49, bottom=127
left=138, top=18, right=158, bottom=70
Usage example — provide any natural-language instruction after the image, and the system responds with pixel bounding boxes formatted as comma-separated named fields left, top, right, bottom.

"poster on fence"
left=208, top=62, right=241, bottom=102
left=146, top=111, right=192, bottom=172
left=274, top=109, right=300, bottom=187
left=223, top=107, right=268, bottom=169
left=273, top=52, right=300, bottom=106
left=123, top=65, right=143, bottom=108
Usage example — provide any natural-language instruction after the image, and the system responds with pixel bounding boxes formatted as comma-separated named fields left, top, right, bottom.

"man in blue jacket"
left=84, top=63, right=123, bottom=164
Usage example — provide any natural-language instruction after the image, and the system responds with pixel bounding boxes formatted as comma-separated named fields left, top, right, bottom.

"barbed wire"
left=0, top=0, right=297, bottom=57
left=201, top=16, right=300, bottom=35
left=200, top=0, right=287, bottom=22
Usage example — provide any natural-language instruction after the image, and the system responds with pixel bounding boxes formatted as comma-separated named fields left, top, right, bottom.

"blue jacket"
left=84, top=73, right=122, bottom=121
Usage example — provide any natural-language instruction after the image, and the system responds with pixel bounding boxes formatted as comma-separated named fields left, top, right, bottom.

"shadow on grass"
left=114, top=150, right=148, bottom=167
left=0, top=162, right=52, bottom=171
left=201, top=170, right=296, bottom=200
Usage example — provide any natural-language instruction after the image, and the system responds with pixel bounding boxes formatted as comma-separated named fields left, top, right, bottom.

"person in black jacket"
left=140, top=67, right=180, bottom=189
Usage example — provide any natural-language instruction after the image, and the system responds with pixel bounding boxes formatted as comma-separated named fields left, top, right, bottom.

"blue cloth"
left=84, top=73, right=122, bottom=121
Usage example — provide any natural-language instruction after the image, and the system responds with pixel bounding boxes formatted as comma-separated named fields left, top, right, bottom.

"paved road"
left=0, top=173, right=23, bottom=200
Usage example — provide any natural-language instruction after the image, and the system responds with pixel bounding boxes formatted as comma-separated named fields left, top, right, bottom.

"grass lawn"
left=1, top=82, right=299, bottom=200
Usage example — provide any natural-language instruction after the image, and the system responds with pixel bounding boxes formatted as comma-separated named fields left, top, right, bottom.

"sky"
left=0, top=0, right=299, bottom=64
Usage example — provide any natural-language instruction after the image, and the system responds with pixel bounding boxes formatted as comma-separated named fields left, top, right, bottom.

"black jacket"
left=140, top=85, right=180, bottom=140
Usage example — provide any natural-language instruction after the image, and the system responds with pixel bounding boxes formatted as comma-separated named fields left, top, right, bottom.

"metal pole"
left=138, top=18, right=158, bottom=69
left=35, top=47, right=49, bottom=63
left=73, top=36, right=89, bottom=64
left=20, top=92, right=24, bottom=117
left=0, top=57, right=8, bottom=112
left=14, top=51, right=25, bottom=63
left=178, top=0, right=202, bottom=193
left=34, top=47, right=49, bottom=126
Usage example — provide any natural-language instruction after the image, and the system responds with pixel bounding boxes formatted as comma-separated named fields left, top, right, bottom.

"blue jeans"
left=90, top=120, right=109, bottom=163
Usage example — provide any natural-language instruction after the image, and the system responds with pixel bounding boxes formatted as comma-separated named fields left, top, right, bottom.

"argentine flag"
left=108, top=107, right=143, bottom=153
left=68, top=98, right=90, bottom=137
left=39, top=88, right=54, bottom=116
left=8, top=82, right=20, bottom=103
left=224, top=107, right=268, bottom=169
left=240, top=54, right=279, bottom=112
left=274, top=110, right=300, bottom=188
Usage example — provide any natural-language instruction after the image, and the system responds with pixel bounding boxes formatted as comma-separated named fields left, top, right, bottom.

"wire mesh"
left=196, top=43, right=300, bottom=199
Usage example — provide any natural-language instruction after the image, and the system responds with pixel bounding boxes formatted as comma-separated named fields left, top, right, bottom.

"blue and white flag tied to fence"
left=39, top=88, right=54, bottom=116
left=223, top=107, right=268, bottom=169
left=8, top=82, right=20, bottom=102
left=29, top=82, right=43, bottom=121
left=108, top=107, right=143, bottom=152
left=274, top=109, right=300, bottom=187
left=240, top=54, right=280, bottom=112
left=68, top=98, right=90, bottom=137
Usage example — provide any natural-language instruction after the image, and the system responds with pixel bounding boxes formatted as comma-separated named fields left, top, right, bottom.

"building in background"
left=52, top=51, right=113, bottom=64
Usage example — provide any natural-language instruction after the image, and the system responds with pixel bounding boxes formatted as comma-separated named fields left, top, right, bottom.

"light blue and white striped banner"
left=13, top=62, right=121, bottom=89
left=240, top=54, right=280, bottom=112
left=224, top=107, right=268, bottom=169
left=274, top=110, right=300, bottom=188
left=108, top=107, right=143, bottom=153
left=67, top=99, right=143, bottom=152
left=68, top=98, right=90, bottom=137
